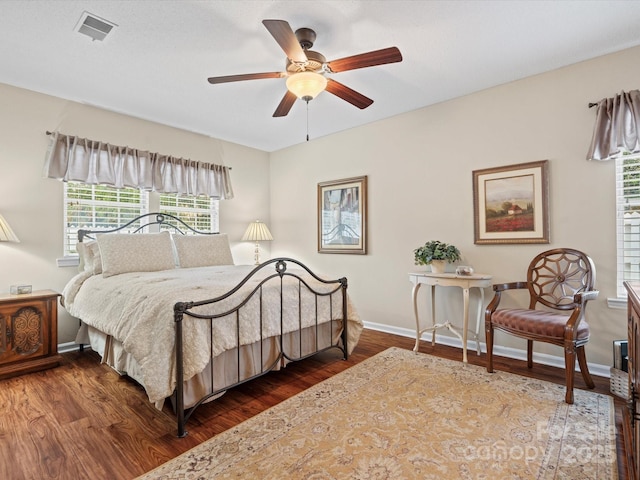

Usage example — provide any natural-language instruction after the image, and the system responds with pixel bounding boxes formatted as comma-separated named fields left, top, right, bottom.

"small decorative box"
left=10, top=284, right=32, bottom=295
left=455, top=266, right=474, bottom=276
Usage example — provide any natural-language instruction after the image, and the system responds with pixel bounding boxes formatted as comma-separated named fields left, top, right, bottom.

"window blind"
left=64, top=182, right=149, bottom=255
left=159, top=194, right=219, bottom=233
left=616, top=154, right=640, bottom=296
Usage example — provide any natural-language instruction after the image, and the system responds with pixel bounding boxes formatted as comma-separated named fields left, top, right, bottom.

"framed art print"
left=318, top=175, right=367, bottom=254
left=473, top=160, right=549, bottom=244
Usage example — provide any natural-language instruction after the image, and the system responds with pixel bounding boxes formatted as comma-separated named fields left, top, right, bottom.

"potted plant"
left=413, top=240, right=461, bottom=274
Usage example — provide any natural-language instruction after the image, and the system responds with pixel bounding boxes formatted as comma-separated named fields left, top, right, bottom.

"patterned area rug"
left=138, top=347, right=617, bottom=479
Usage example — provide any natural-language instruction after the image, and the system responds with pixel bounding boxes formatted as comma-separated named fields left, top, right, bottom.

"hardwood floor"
left=0, top=329, right=626, bottom=479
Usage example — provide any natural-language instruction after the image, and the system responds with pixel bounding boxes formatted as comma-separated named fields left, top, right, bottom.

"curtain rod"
left=45, top=131, right=232, bottom=169
left=588, top=102, right=598, bottom=108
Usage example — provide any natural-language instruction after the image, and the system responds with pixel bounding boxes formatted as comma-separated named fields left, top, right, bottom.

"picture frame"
left=318, top=175, right=367, bottom=254
left=472, top=160, right=549, bottom=244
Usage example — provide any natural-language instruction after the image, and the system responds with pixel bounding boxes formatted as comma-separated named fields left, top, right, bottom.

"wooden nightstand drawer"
left=0, top=290, right=62, bottom=378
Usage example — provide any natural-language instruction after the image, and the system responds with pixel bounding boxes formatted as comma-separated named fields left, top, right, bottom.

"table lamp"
left=0, top=213, right=20, bottom=243
left=241, top=220, right=273, bottom=265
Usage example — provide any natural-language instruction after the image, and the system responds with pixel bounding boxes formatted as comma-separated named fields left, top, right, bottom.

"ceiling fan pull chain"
left=306, top=100, right=310, bottom=142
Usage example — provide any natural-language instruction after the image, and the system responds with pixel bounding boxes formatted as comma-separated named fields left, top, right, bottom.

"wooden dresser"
left=625, top=282, right=640, bottom=480
left=0, top=290, right=62, bottom=379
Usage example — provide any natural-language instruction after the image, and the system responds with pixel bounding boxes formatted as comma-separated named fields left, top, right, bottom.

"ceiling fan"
left=207, top=19, right=403, bottom=117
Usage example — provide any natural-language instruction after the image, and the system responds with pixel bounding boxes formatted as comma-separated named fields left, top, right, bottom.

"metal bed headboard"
left=77, top=212, right=218, bottom=242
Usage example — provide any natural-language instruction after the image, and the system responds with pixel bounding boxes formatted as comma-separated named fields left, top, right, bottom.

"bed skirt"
left=78, top=321, right=343, bottom=411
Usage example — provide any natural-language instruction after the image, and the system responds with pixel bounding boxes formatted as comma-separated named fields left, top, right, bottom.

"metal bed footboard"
left=173, top=257, right=349, bottom=438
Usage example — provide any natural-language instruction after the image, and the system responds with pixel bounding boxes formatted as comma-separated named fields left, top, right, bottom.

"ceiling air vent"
left=74, top=11, right=117, bottom=41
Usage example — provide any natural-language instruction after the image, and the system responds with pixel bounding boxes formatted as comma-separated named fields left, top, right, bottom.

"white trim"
left=363, top=321, right=612, bottom=378
left=607, top=296, right=627, bottom=310
left=57, top=322, right=613, bottom=378
left=57, top=255, right=79, bottom=268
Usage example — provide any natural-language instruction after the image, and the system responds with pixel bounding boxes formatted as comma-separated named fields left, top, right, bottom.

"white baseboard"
left=58, top=322, right=612, bottom=379
left=363, top=321, right=612, bottom=379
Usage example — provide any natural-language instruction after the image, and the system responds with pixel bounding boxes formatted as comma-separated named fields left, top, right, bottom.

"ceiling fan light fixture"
left=286, top=71, right=327, bottom=102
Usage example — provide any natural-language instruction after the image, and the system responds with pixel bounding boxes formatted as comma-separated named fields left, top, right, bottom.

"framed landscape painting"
left=318, top=176, right=367, bottom=254
left=473, top=160, right=549, bottom=244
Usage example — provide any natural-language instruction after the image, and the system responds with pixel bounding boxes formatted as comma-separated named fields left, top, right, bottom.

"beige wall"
left=269, top=45, right=640, bottom=368
left=1, top=45, right=638, bottom=369
left=0, top=83, right=270, bottom=343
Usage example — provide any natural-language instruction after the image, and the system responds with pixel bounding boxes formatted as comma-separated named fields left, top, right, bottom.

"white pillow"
left=97, top=231, right=176, bottom=278
left=172, top=234, right=234, bottom=268
left=77, top=240, right=102, bottom=275
left=77, top=241, right=91, bottom=273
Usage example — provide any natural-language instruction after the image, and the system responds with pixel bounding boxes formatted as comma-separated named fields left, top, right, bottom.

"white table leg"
left=412, top=282, right=421, bottom=352
left=462, top=287, right=470, bottom=363
left=430, top=284, right=437, bottom=347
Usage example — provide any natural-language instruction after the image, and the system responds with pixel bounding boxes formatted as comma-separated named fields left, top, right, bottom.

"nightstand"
left=0, top=290, right=62, bottom=379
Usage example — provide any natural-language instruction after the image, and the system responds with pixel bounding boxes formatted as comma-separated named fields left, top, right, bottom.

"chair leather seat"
left=492, top=308, right=589, bottom=340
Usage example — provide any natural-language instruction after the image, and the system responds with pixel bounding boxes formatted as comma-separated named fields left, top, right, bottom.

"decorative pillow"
left=97, top=231, right=176, bottom=278
left=77, top=241, right=91, bottom=273
left=77, top=240, right=102, bottom=275
left=172, top=233, right=234, bottom=268
left=89, top=241, right=103, bottom=275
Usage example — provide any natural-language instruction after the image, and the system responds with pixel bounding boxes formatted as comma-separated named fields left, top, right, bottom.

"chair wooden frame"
left=485, top=248, right=598, bottom=404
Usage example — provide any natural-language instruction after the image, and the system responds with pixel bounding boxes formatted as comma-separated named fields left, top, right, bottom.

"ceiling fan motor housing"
left=295, top=27, right=316, bottom=49
left=286, top=50, right=326, bottom=73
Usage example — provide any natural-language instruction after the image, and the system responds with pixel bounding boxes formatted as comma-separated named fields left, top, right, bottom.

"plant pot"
left=430, top=260, right=446, bottom=274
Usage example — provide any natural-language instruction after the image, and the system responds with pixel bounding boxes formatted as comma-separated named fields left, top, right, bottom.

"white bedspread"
left=62, top=264, right=362, bottom=406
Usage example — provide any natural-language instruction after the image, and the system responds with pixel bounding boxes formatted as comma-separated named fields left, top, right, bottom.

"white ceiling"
left=1, top=1, right=640, bottom=152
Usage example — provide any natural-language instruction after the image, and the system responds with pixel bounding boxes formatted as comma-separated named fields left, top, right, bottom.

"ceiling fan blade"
left=273, top=90, right=298, bottom=117
left=262, top=19, right=308, bottom=63
left=207, top=72, right=286, bottom=84
left=325, top=79, right=373, bottom=109
left=326, top=47, right=403, bottom=73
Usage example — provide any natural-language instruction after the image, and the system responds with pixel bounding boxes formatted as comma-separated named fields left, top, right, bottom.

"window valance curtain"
left=587, top=89, right=640, bottom=161
left=43, top=131, right=234, bottom=199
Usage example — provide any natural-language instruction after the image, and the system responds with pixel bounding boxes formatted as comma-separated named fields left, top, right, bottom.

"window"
left=64, top=182, right=219, bottom=256
left=616, top=153, right=640, bottom=296
left=64, top=182, right=148, bottom=255
left=159, top=194, right=219, bottom=234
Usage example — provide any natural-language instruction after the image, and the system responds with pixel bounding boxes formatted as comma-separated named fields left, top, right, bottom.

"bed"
left=61, top=213, right=362, bottom=437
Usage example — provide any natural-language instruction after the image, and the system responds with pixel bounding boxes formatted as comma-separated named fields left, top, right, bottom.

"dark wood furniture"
left=485, top=248, right=598, bottom=404
left=0, top=289, right=61, bottom=379
left=625, top=281, right=640, bottom=480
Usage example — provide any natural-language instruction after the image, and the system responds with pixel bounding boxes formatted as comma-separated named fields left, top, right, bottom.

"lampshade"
left=242, top=220, right=273, bottom=265
left=286, top=71, right=327, bottom=101
left=0, top=214, right=20, bottom=243
left=241, top=220, right=273, bottom=242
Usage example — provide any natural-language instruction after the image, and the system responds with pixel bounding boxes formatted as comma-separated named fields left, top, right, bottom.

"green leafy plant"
left=413, top=240, right=461, bottom=265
